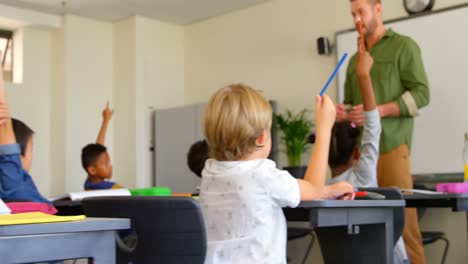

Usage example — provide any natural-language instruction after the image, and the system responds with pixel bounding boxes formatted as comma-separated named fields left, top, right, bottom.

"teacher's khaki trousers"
left=377, top=144, right=426, bottom=264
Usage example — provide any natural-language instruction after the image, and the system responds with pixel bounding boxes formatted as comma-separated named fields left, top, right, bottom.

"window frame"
left=0, top=29, right=14, bottom=81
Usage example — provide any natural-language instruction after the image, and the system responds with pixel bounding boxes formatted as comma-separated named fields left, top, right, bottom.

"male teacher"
left=337, top=1, right=430, bottom=263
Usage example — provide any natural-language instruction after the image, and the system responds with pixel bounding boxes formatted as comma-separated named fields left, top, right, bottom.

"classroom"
left=0, top=0, right=467, bottom=263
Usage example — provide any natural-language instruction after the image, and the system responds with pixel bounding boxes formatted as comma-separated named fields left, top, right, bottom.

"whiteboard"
left=335, top=5, right=468, bottom=174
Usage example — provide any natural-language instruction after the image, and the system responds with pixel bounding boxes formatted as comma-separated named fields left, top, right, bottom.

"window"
left=0, top=30, right=13, bottom=82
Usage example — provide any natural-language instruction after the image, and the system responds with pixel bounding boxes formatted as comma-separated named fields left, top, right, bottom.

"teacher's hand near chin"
left=335, top=104, right=349, bottom=122
left=348, top=104, right=364, bottom=127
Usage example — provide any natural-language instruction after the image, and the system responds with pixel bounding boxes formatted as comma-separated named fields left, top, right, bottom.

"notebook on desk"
left=0, top=199, right=11, bottom=215
left=50, top=188, right=131, bottom=202
left=0, top=212, right=85, bottom=225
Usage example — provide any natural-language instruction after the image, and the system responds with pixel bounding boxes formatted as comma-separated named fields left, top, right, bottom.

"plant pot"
left=284, top=166, right=307, bottom=179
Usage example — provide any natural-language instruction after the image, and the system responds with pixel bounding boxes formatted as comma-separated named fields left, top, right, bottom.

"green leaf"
left=273, top=108, right=314, bottom=166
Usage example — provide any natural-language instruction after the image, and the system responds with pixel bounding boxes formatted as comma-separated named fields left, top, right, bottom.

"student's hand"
left=335, top=104, right=348, bottom=122
left=356, top=37, right=374, bottom=78
left=315, top=95, right=336, bottom=134
left=338, top=192, right=356, bottom=200
left=0, top=103, right=9, bottom=126
left=102, top=101, right=113, bottom=122
left=322, top=181, right=355, bottom=200
left=348, top=104, right=364, bottom=127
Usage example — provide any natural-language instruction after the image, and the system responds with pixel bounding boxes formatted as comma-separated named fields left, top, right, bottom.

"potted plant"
left=274, top=109, right=314, bottom=179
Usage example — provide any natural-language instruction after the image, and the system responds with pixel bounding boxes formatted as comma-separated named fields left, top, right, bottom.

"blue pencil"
left=319, top=52, right=348, bottom=96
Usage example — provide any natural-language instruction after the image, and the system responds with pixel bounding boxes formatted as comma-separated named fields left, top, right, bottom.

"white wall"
left=185, top=0, right=351, bottom=110
left=61, top=15, right=114, bottom=192
left=134, top=16, right=185, bottom=187
left=50, top=18, right=66, bottom=196
left=6, top=27, right=52, bottom=195
left=113, top=16, right=185, bottom=188
left=113, top=17, right=137, bottom=189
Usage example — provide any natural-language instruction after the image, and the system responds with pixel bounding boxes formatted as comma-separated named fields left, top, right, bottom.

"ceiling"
left=0, top=0, right=269, bottom=25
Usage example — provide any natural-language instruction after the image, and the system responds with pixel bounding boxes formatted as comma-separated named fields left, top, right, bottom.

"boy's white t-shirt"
left=199, top=158, right=300, bottom=264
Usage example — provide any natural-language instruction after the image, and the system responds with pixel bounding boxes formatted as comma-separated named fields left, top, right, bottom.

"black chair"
left=82, top=196, right=206, bottom=264
left=312, top=187, right=405, bottom=264
left=413, top=184, right=450, bottom=264
left=287, top=227, right=315, bottom=264
left=358, top=187, right=405, bottom=245
left=421, top=231, right=449, bottom=264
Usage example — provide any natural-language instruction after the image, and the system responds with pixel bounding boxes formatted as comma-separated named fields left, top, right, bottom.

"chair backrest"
left=82, top=196, right=206, bottom=264
left=358, top=187, right=405, bottom=244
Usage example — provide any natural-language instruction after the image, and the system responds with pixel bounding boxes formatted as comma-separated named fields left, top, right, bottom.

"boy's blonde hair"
left=203, top=84, right=272, bottom=161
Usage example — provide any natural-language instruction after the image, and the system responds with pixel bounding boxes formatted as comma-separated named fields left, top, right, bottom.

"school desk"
left=405, top=192, right=468, bottom=241
left=285, top=199, right=405, bottom=264
left=404, top=192, right=468, bottom=211
left=0, top=217, right=130, bottom=263
left=55, top=199, right=403, bottom=263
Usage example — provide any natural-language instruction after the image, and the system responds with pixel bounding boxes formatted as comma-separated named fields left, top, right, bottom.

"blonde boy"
left=199, top=84, right=354, bottom=263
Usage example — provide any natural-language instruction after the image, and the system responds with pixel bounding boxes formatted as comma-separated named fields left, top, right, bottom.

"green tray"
left=129, top=187, right=172, bottom=196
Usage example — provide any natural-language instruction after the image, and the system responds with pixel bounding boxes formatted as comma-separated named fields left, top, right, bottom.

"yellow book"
left=0, top=212, right=85, bottom=225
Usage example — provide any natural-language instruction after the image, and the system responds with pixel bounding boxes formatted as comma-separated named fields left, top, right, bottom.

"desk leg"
left=385, top=221, right=394, bottom=264
left=90, top=231, right=116, bottom=264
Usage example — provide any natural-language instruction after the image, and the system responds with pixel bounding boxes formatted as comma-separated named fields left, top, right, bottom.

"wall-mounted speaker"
left=317, top=37, right=331, bottom=55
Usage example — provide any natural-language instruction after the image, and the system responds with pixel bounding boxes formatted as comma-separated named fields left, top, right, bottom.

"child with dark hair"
left=0, top=59, right=49, bottom=203
left=187, top=140, right=209, bottom=178
left=326, top=34, right=408, bottom=263
left=327, top=119, right=379, bottom=187
left=82, top=103, right=122, bottom=190
left=326, top=32, right=381, bottom=188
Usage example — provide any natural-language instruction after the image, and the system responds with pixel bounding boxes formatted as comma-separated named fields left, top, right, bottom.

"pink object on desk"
left=436, top=182, right=468, bottom=193
left=6, top=202, right=58, bottom=215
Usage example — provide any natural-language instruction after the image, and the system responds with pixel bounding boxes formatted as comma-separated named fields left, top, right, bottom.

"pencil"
left=319, top=52, right=348, bottom=96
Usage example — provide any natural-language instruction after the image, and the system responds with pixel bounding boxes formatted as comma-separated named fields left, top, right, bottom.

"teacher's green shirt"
left=344, top=29, right=430, bottom=154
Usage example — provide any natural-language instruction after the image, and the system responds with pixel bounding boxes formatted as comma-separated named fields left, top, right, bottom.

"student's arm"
left=355, top=34, right=376, bottom=112
left=297, top=95, right=354, bottom=200
left=354, top=110, right=380, bottom=187
left=352, top=39, right=381, bottom=187
left=347, top=35, right=378, bottom=125
left=0, top=55, right=15, bottom=145
left=96, top=101, right=113, bottom=145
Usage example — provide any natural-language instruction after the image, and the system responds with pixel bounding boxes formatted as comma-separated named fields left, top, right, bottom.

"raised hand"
left=356, top=38, right=374, bottom=78
left=0, top=103, right=9, bottom=126
left=97, top=101, right=113, bottom=145
left=102, top=101, right=113, bottom=122
left=315, top=94, right=336, bottom=135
